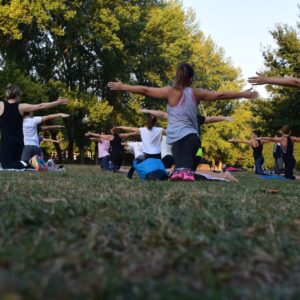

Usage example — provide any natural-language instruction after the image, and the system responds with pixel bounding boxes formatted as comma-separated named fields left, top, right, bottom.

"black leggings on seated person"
left=171, top=133, right=200, bottom=171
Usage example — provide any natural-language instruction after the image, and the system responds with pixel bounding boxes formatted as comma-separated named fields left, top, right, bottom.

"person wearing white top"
left=116, top=116, right=166, bottom=159
left=21, top=112, right=69, bottom=161
left=161, top=135, right=174, bottom=168
left=126, top=141, right=145, bottom=160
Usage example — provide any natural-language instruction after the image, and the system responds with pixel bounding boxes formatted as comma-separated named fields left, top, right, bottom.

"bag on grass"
left=130, top=158, right=168, bottom=181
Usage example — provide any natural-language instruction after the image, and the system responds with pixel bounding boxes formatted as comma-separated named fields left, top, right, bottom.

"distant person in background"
left=160, top=135, right=174, bottom=169
left=22, top=112, right=69, bottom=161
left=258, top=125, right=300, bottom=180
left=229, top=130, right=267, bottom=175
left=88, top=133, right=111, bottom=171
left=248, top=73, right=300, bottom=88
left=116, top=115, right=166, bottom=160
left=273, top=131, right=283, bottom=175
left=85, top=129, right=136, bottom=172
left=125, top=141, right=145, bottom=161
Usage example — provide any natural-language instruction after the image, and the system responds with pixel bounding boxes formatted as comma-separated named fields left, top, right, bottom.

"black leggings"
left=162, top=155, right=174, bottom=169
left=145, top=153, right=161, bottom=159
left=111, top=152, right=123, bottom=170
left=172, top=134, right=200, bottom=171
left=283, top=155, right=296, bottom=180
left=0, top=141, right=26, bottom=169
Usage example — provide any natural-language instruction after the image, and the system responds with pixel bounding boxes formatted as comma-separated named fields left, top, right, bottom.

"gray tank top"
left=166, top=87, right=199, bottom=144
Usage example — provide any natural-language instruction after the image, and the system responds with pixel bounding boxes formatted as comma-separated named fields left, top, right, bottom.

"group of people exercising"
left=0, top=66, right=299, bottom=180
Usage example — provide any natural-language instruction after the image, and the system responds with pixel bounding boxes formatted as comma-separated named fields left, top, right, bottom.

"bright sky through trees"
left=183, top=0, right=299, bottom=97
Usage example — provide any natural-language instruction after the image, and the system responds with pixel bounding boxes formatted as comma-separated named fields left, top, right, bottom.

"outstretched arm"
left=40, top=125, right=65, bottom=131
left=204, top=116, right=234, bottom=124
left=229, top=139, right=252, bottom=145
left=40, top=113, right=69, bottom=123
left=85, top=131, right=102, bottom=138
left=194, top=88, right=258, bottom=102
left=119, top=132, right=140, bottom=139
left=258, top=137, right=282, bottom=143
left=116, top=126, right=140, bottom=134
left=85, top=131, right=114, bottom=141
left=41, top=138, right=59, bottom=144
left=89, top=137, right=101, bottom=142
left=86, top=132, right=114, bottom=141
left=20, top=98, right=69, bottom=114
left=291, top=137, right=300, bottom=142
left=140, top=109, right=168, bottom=120
left=108, top=81, right=171, bottom=99
left=248, top=72, right=300, bottom=88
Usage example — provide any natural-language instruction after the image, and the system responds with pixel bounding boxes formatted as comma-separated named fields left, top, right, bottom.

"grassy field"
left=0, top=166, right=300, bottom=300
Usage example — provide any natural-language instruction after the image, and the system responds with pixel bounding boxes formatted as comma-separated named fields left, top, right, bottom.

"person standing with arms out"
left=273, top=131, right=283, bottom=175
left=258, top=125, right=300, bottom=180
left=85, top=129, right=136, bottom=172
left=108, top=63, right=258, bottom=181
left=22, top=112, right=69, bottom=162
left=0, top=84, right=68, bottom=170
left=88, top=132, right=111, bottom=171
left=229, top=130, right=267, bottom=175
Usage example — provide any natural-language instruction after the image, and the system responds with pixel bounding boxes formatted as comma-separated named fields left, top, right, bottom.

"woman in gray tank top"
left=108, top=63, right=258, bottom=181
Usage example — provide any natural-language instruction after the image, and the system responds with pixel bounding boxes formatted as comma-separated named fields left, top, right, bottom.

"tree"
left=252, top=21, right=300, bottom=135
left=0, top=0, right=245, bottom=163
left=0, top=0, right=78, bottom=40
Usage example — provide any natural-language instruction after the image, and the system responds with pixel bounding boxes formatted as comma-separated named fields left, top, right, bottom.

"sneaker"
left=171, top=170, right=184, bottom=181
left=182, top=170, right=195, bottom=182
left=30, top=155, right=48, bottom=172
left=46, top=159, right=58, bottom=172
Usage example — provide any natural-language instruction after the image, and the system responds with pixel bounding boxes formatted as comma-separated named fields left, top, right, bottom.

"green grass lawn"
left=0, top=166, right=300, bottom=300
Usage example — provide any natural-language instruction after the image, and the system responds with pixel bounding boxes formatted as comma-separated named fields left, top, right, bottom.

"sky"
left=182, top=0, right=299, bottom=97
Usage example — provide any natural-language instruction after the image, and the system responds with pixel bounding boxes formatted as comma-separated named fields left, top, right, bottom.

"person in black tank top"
left=0, top=101, right=24, bottom=168
left=251, top=139, right=265, bottom=174
left=259, top=125, right=300, bottom=180
left=282, top=135, right=296, bottom=179
left=0, top=84, right=69, bottom=170
left=110, top=132, right=124, bottom=171
left=229, top=130, right=266, bottom=175
left=85, top=128, right=138, bottom=172
left=273, top=131, right=283, bottom=174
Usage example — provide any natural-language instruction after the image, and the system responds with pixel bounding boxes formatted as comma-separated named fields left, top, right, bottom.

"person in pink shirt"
left=88, top=133, right=111, bottom=171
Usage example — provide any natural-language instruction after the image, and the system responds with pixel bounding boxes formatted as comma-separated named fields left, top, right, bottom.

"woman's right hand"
left=57, top=98, right=69, bottom=105
left=59, top=113, right=70, bottom=118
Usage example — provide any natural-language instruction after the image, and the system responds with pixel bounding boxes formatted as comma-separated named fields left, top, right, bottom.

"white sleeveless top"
left=140, top=127, right=163, bottom=154
left=161, top=135, right=173, bottom=158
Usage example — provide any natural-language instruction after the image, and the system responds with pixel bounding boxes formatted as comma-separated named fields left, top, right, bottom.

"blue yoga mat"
left=258, top=175, right=287, bottom=180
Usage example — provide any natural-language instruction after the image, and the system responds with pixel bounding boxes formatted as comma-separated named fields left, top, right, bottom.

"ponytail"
left=281, top=125, right=291, bottom=135
left=174, top=63, right=194, bottom=89
left=5, top=84, right=22, bottom=100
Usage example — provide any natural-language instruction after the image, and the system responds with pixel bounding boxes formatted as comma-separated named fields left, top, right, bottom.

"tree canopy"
left=2, top=0, right=297, bottom=168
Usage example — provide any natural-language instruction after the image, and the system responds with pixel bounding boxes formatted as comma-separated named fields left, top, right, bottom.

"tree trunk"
left=65, top=121, right=74, bottom=162
left=79, top=147, right=85, bottom=164
left=94, top=142, right=99, bottom=165
left=50, top=131, right=63, bottom=163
